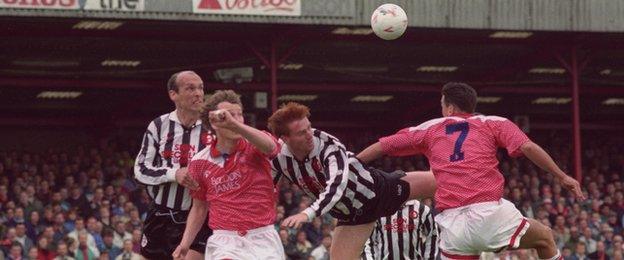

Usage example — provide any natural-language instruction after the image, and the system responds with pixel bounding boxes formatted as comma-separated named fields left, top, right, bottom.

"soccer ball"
left=371, top=3, right=408, bottom=40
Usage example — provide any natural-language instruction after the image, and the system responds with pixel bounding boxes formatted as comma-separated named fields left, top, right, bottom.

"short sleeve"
left=188, top=159, right=208, bottom=201
left=490, top=118, right=531, bottom=157
left=379, top=127, right=428, bottom=156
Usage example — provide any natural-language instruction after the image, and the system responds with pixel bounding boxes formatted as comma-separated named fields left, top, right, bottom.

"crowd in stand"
left=0, top=132, right=622, bottom=260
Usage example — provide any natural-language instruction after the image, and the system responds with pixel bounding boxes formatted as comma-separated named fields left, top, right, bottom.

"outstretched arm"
left=520, top=141, right=584, bottom=200
left=210, top=110, right=278, bottom=155
left=358, top=127, right=427, bottom=164
left=357, top=142, right=385, bottom=164
left=282, top=147, right=350, bottom=228
left=491, top=117, right=584, bottom=201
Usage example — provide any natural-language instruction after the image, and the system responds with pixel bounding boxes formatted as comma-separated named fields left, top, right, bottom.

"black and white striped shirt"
left=362, top=200, right=438, bottom=260
left=271, top=129, right=376, bottom=220
left=134, top=111, right=213, bottom=211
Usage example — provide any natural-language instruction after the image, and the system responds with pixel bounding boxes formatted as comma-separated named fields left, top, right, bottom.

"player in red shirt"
left=172, top=90, right=284, bottom=260
left=358, top=82, right=584, bottom=260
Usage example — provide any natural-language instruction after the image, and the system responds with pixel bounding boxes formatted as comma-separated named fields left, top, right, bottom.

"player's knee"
left=544, top=226, right=554, bottom=237
left=534, top=224, right=556, bottom=249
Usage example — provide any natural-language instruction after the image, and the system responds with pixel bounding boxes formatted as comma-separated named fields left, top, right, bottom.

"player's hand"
left=175, top=168, right=199, bottom=190
left=172, top=245, right=188, bottom=260
left=558, top=175, right=585, bottom=200
left=209, top=109, right=240, bottom=131
left=281, top=213, right=309, bottom=229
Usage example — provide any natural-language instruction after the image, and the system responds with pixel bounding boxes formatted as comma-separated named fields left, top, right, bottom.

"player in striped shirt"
left=362, top=200, right=438, bottom=260
left=268, top=102, right=437, bottom=260
left=358, top=82, right=584, bottom=260
left=133, top=71, right=212, bottom=260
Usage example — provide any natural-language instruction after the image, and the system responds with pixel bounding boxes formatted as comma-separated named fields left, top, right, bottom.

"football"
left=371, top=3, right=408, bottom=40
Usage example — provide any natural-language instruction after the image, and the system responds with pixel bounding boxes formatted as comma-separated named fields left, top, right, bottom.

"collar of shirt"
left=450, top=112, right=474, bottom=119
left=209, top=138, right=245, bottom=159
left=169, top=110, right=203, bottom=128
left=279, top=133, right=322, bottom=163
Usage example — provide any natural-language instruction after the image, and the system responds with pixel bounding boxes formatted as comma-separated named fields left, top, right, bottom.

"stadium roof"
left=1, top=17, right=624, bottom=131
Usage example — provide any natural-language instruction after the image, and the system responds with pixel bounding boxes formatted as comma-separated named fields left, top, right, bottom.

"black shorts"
left=337, top=168, right=410, bottom=226
left=140, top=204, right=212, bottom=259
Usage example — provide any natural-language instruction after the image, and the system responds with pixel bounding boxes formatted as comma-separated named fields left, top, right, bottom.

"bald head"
left=167, top=70, right=199, bottom=92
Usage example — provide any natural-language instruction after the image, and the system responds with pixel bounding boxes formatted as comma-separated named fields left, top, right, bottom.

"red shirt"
left=188, top=131, right=280, bottom=231
left=380, top=114, right=530, bottom=211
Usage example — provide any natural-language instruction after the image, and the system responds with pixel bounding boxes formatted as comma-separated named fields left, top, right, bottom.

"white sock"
left=540, top=250, right=561, bottom=260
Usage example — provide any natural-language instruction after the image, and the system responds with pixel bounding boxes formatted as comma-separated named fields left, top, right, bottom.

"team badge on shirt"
left=311, top=158, right=324, bottom=173
left=201, top=132, right=213, bottom=145
left=410, top=210, right=419, bottom=219
left=141, top=234, right=148, bottom=248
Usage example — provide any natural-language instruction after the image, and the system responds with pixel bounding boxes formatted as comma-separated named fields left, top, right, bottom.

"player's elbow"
left=192, top=199, right=208, bottom=211
left=357, top=142, right=383, bottom=163
left=133, top=169, right=146, bottom=182
left=520, top=141, right=538, bottom=155
left=260, top=143, right=277, bottom=156
left=132, top=170, right=142, bottom=181
left=133, top=169, right=155, bottom=186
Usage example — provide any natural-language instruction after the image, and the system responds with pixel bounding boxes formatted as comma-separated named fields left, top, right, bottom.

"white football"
left=371, top=3, right=408, bottom=40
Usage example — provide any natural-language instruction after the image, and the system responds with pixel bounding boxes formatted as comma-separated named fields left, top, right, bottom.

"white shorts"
left=205, top=225, right=285, bottom=260
left=435, top=199, right=530, bottom=259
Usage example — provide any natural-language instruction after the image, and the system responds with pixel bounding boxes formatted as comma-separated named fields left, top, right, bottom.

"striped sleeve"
left=133, top=119, right=176, bottom=186
left=302, top=142, right=350, bottom=219
left=421, top=207, right=439, bottom=260
left=270, top=157, right=283, bottom=185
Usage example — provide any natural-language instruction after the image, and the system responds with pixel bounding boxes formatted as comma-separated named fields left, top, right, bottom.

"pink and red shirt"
left=380, top=114, right=530, bottom=211
left=188, top=131, right=280, bottom=231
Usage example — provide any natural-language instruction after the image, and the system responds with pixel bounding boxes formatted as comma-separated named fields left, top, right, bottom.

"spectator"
left=302, top=217, right=323, bottom=246
left=51, top=213, right=67, bottom=242
left=73, top=233, right=97, bottom=260
left=567, top=226, right=583, bottom=250
left=36, top=236, right=56, bottom=260
left=111, top=222, right=130, bottom=250
left=11, top=208, right=26, bottom=226
left=26, top=211, right=44, bottom=241
left=588, top=241, right=610, bottom=260
left=41, top=207, right=55, bottom=227
left=281, top=190, right=298, bottom=217
left=85, top=217, right=103, bottom=252
left=54, top=241, right=74, bottom=260
left=309, top=235, right=331, bottom=260
left=295, top=231, right=312, bottom=258
left=66, top=188, right=91, bottom=218
left=566, top=240, right=587, bottom=260
left=3, top=208, right=16, bottom=228
left=67, top=218, right=99, bottom=257
left=27, top=247, right=38, bottom=260
left=7, top=242, right=23, bottom=260
left=13, top=223, right=33, bottom=256
left=0, top=228, right=17, bottom=255
left=129, top=230, right=140, bottom=254
left=125, top=210, right=140, bottom=233
left=97, top=206, right=111, bottom=229
left=581, top=227, right=598, bottom=254
left=280, top=229, right=300, bottom=260
left=114, top=240, right=140, bottom=260
left=97, top=251, right=109, bottom=260
left=99, top=230, right=121, bottom=260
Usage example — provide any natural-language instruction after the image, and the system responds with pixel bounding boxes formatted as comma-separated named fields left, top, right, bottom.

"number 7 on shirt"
left=445, top=122, right=469, bottom=162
